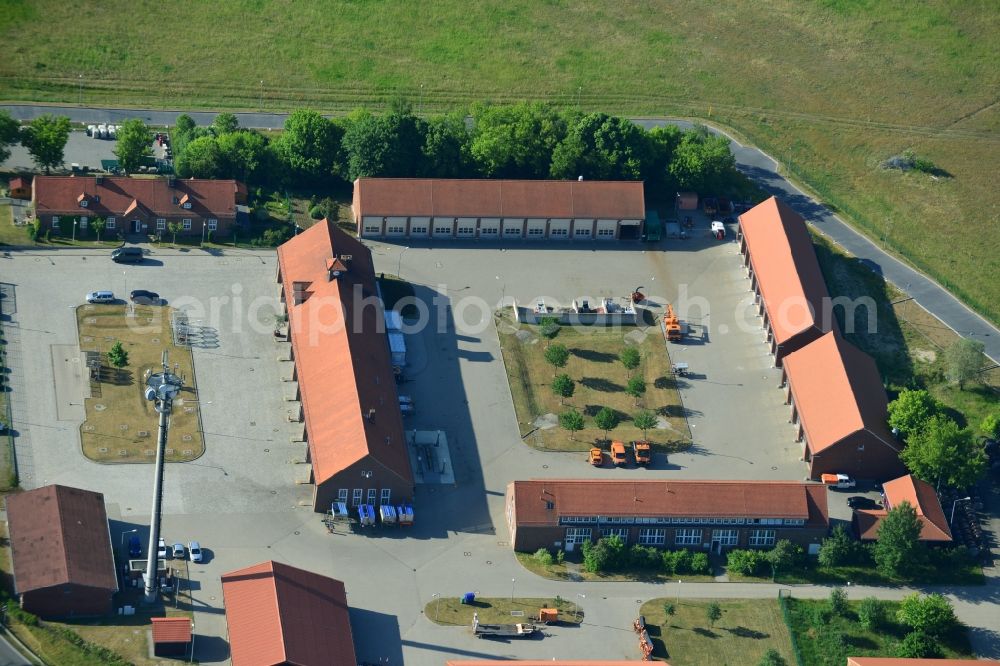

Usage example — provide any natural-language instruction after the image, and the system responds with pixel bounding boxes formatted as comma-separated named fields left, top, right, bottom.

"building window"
left=601, top=527, right=629, bottom=542
left=457, top=227, right=475, bottom=235
left=366, top=488, right=377, bottom=505
left=156, top=219, right=166, bottom=231
left=783, top=518, right=805, bottom=526
left=380, top=488, right=391, bottom=505
left=675, top=528, right=703, bottom=546
left=410, top=226, right=427, bottom=234
left=208, top=218, right=218, bottom=231
left=638, top=528, right=666, bottom=546
left=183, top=202, right=192, bottom=209
left=527, top=227, right=544, bottom=236
left=574, top=227, right=591, bottom=236
left=80, top=200, right=88, bottom=208
left=565, top=527, right=592, bottom=542
left=550, top=228, right=568, bottom=236
left=364, top=225, right=381, bottom=234
left=480, top=227, right=498, bottom=235
left=712, top=529, right=739, bottom=546
left=352, top=489, right=363, bottom=507
left=387, top=225, right=405, bottom=234
left=337, top=489, right=349, bottom=503
left=52, top=216, right=60, bottom=228
left=503, top=227, right=521, bottom=235
left=106, top=216, right=116, bottom=229
left=597, top=228, right=615, bottom=237
left=749, top=529, right=776, bottom=547
left=182, top=218, right=192, bottom=230
left=79, top=216, right=88, bottom=229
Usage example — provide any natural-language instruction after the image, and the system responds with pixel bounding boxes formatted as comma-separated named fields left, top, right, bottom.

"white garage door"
left=502, top=218, right=523, bottom=238
left=385, top=216, right=407, bottom=237
left=573, top=219, right=594, bottom=238
left=479, top=218, right=500, bottom=239
left=432, top=217, right=454, bottom=237
left=408, top=217, right=430, bottom=237
left=361, top=216, right=383, bottom=237
left=596, top=219, right=618, bottom=240
left=526, top=218, right=547, bottom=240
left=456, top=218, right=477, bottom=238
left=548, top=219, right=570, bottom=239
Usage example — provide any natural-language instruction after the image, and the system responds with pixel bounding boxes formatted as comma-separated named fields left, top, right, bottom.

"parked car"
left=172, top=543, right=185, bottom=559
left=632, top=440, right=652, bottom=466
left=821, top=473, right=856, bottom=489
left=188, top=541, right=202, bottom=563
left=111, top=246, right=144, bottom=264
left=157, top=538, right=167, bottom=559
left=86, top=291, right=115, bottom=304
left=589, top=448, right=603, bottom=466
left=128, top=535, right=142, bottom=558
left=130, top=289, right=160, bottom=305
left=847, top=496, right=879, bottom=510
left=610, top=441, right=627, bottom=466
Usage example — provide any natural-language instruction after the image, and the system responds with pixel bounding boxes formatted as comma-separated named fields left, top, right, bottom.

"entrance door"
left=564, top=527, right=592, bottom=552
left=132, top=219, right=141, bottom=233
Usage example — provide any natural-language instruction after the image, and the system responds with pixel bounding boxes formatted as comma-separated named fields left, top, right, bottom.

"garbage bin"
left=461, top=592, right=475, bottom=605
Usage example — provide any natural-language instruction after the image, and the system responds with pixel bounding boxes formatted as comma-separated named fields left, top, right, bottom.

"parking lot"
left=3, top=226, right=819, bottom=664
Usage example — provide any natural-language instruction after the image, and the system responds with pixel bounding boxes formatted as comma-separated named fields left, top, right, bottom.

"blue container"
left=461, top=592, right=475, bottom=605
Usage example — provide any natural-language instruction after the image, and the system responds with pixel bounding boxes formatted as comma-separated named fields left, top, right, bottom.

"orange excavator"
left=662, top=304, right=682, bottom=342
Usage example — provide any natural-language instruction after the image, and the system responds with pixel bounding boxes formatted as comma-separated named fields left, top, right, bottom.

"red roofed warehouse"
left=277, top=220, right=413, bottom=512
left=738, top=197, right=832, bottom=365
left=781, top=331, right=904, bottom=481
left=151, top=617, right=192, bottom=657
left=854, top=474, right=953, bottom=543
left=221, top=560, right=356, bottom=666
left=32, top=175, right=246, bottom=238
left=352, top=178, right=646, bottom=241
left=5, top=485, right=118, bottom=618
left=505, top=479, right=829, bottom=555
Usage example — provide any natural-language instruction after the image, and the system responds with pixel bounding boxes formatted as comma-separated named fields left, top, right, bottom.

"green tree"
left=422, top=112, right=473, bottom=177
left=857, top=597, right=885, bottom=631
left=532, top=548, right=554, bottom=566
left=559, top=409, right=585, bottom=441
left=91, top=217, right=106, bottom=240
left=757, top=649, right=788, bottom=666
left=551, top=373, right=575, bottom=405
left=176, top=135, right=223, bottom=179
left=217, top=130, right=270, bottom=183
left=21, top=114, right=71, bottom=173
left=538, top=316, right=561, bottom=339
left=212, top=112, right=240, bottom=136
left=633, top=410, right=657, bottom=439
left=544, top=343, right=570, bottom=371
left=550, top=112, right=651, bottom=180
left=470, top=101, right=567, bottom=178
left=944, top=338, right=985, bottom=389
left=167, top=221, right=182, bottom=244
left=981, top=413, right=1000, bottom=439
left=662, top=602, right=676, bottom=620
left=626, top=377, right=646, bottom=406
left=767, top=539, right=802, bottom=580
left=274, top=109, right=342, bottom=184
left=107, top=341, right=129, bottom=369
left=593, top=407, right=620, bottom=439
left=900, top=415, right=986, bottom=488
left=705, top=602, right=722, bottom=628
left=113, top=118, right=153, bottom=175
left=341, top=101, right=426, bottom=181
left=888, top=388, right=939, bottom=438
left=873, top=500, right=925, bottom=577
left=668, top=129, right=738, bottom=193
left=828, top=588, right=849, bottom=617
left=894, top=631, right=941, bottom=659
left=896, top=593, right=957, bottom=636
left=818, top=525, right=862, bottom=567
left=645, top=124, right=683, bottom=188
left=0, top=109, right=21, bottom=164
left=619, top=346, right=640, bottom=376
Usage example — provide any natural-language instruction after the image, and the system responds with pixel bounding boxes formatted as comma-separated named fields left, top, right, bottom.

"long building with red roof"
left=276, top=219, right=413, bottom=512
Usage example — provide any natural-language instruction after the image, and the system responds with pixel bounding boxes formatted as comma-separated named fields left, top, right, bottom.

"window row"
left=567, top=527, right=778, bottom=547
left=563, top=516, right=805, bottom=526
left=337, top=488, right=392, bottom=507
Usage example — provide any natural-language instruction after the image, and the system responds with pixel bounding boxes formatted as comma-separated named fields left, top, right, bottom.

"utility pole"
left=259, top=80, right=264, bottom=111
left=143, top=351, right=182, bottom=603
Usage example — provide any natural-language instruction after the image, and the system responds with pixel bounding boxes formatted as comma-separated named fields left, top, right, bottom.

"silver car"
left=172, top=543, right=185, bottom=559
left=188, top=541, right=203, bottom=563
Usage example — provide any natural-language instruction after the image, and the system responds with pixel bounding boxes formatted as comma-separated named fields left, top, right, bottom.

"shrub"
left=309, top=204, right=324, bottom=219
left=894, top=631, right=941, bottom=659
left=896, top=593, right=957, bottom=636
left=809, top=604, right=832, bottom=629
left=672, top=548, right=692, bottom=574
left=690, top=551, right=710, bottom=575
left=726, top=549, right=769, bottom=576
left=757, top=649, right=788, bottom=666
left=629, top=544, right=661, bottom=569
left=819, top=525, right=865, bottom=567
left=857, top=596, right=884, bottom=631
left=828, top=588, right=849, bottom=616
left=533, top=548, right=554, bottom=566
left=981, top=413, right=1000, bottom=439
left=556, top=549, right=565, bottom=565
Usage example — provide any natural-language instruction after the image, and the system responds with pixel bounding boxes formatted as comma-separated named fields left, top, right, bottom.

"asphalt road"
left=0, top=632, right=33, bottom=666
left=4, top=103, right=996, bottom=364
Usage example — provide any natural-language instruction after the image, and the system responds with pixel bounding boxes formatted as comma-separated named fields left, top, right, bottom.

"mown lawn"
left=1, top=1, right=997, bottom=322
left=497, top=317, right=690, bottom=452
left=784, top=598, right=973, bottom=666
left=639, top=598, right=795, bottom=666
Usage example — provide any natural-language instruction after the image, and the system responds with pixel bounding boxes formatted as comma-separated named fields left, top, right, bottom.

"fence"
left=776, top=589, right=805, bottom=666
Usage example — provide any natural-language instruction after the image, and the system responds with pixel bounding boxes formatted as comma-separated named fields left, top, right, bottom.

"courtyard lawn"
left=639, top=598, right=795, bottom=666
left=783, top=598, right=973, bottom=666
left=76, top=304, right=204, bottom=463
left=51, top=612, right=194, bottom=666
left=515, top=551, right=713, bottom=584
left=498, top=318, right=691, bottom=452
left=424, top=596, right=582, bottom=627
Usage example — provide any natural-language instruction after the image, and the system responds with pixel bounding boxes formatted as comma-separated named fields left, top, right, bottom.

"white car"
left=86, top=291, right=115, bottom=304
left=188, top=541, right=202, bottom=563
left=172, top=543, right=185, bottom=559
left=157, top=538, right=167, bottom=559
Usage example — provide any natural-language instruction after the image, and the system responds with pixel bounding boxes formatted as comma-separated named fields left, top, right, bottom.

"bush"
left=828, top=588, right=849, bottom=616
left=857, top=596, right=884, bottom=631
left=896, top=593, right=957, bottom=636
left=809, top=604, right=832, bottom=629
left=556, top=549, right=565, bottom=564
left=533, top=548, right=554, bottom=566
left=981, top=413, right=1000, bottom=439
left=894, top=631, right=941, bottom=659
left=5, top=600, right=38, bottom=626
left=690, top=551, right=710, bottom=575
left=309, top=204, right=324, bottom=220
left=629, top=544, right=661, bottom=569
left=672, top=548, right=692, bottom=574
left=726, top=549, right=770, bottom=576
left=818, top=525, right=866, bottom=567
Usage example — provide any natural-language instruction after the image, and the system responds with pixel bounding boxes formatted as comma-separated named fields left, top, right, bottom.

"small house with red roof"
left=8, top=176, right=31, bottom=200
left=854, top=474, right=953, bottom=543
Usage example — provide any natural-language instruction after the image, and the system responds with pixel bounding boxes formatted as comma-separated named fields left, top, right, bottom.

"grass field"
left=424, top=596, right=582, bottom=627
left=77, top=304, right=204, bottom=463
left=1, top=1, right=998, bottom=322
left=515, top=551, right=713, bottom=584
left=497, top=317, right=690, bottom=452
left=639, top=597, right=795, bottom=665
left=784, top=597, right=973, bottom=666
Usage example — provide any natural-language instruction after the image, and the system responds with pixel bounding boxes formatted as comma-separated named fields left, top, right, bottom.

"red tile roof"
left=5, top=485, right=118, bottom=595
left=277, top=220, right=412, bottom=488
left=854, top=475, right=952, bottom=542
left=221, top=560, right=356, bottom=666
left=510, top=480, right=829, bottom=527
left=9, top=176, right=28, bottom=189
left=33, top=176, right=242, bottom=218
left=738, top=197, right=831, bottom=345
left=782, top=331, right=898, bottom=455
left=354, top=178, right=645, bottom=219
left=848, top=659, right=998, bottom=666
left=151, top=617, right=191, bottom=644
left=449, top=662, right=649, bottom=666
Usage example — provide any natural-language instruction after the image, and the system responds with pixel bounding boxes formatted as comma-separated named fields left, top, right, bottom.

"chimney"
left=367, top=409, right=376, bottom=422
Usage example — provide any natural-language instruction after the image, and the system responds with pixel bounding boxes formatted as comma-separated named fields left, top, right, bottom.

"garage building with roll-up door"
left=352, top=178, right=646, bottom=241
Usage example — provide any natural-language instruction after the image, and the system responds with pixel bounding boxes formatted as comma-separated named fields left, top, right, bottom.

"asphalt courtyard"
left=2, top=238, right=997, bottom=664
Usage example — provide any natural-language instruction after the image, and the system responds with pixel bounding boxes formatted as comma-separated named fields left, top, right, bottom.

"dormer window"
left=183, top=202, right=192, bottom=209
left=179, top=193, right=191, bottom=209
left=79, top=200, right=88, bottom=208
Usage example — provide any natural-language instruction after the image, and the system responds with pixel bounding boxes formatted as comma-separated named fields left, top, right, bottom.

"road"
left=3, top=103, right=996, bottom=364
left=0, top=631, right=34, bottom=666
